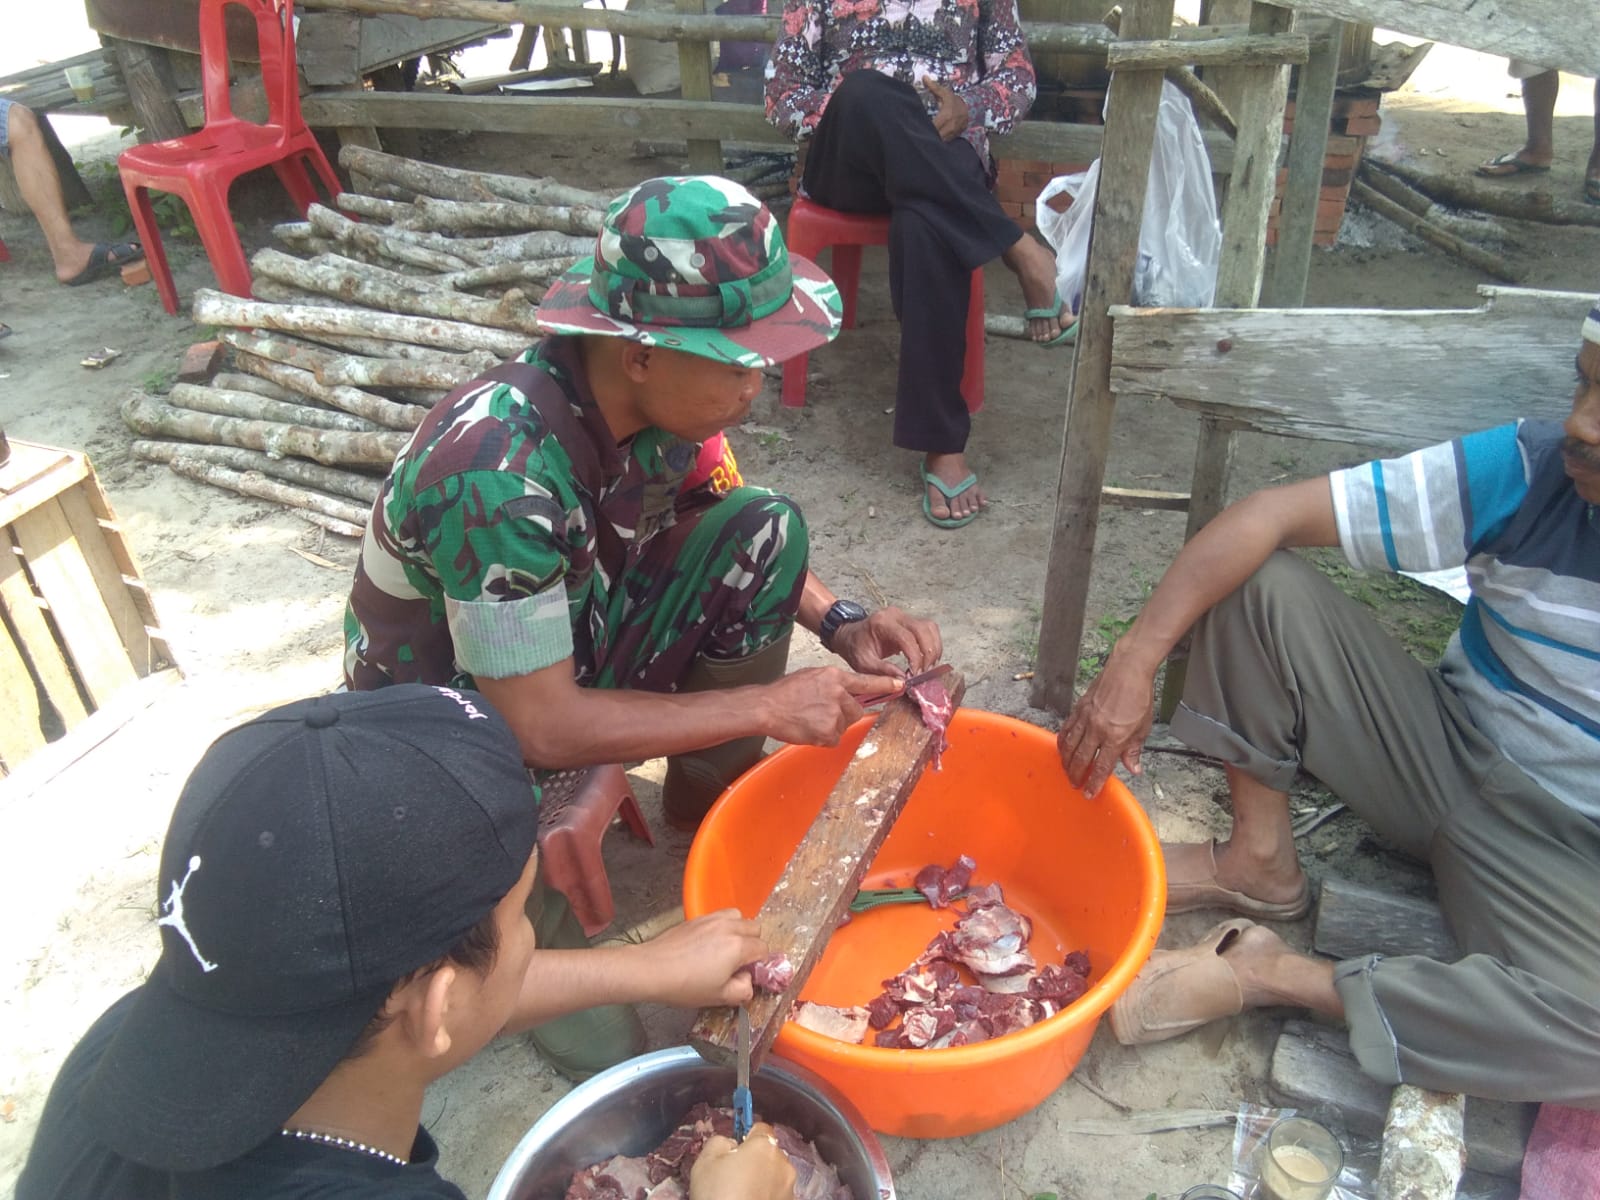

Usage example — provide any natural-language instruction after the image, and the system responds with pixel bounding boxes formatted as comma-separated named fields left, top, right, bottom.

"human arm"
left=765, top=0, right=831, bottom=140
left=477, top=656, right=889, bottom=768
left=690, top=1127, right=798, bottom=1200
left=957, top=0, right=1036, bottom=135
left=502, top=909, right=767, bottom=1034
left=797, top=571, right=943, bottom=675
left=1057, top=476, right=1339, bottom=795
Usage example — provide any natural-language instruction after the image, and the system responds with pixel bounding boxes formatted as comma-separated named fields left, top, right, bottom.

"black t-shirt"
left=17, top=992, right=467, bottom=1199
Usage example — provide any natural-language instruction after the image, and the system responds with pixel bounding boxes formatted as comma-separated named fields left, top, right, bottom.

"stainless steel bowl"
left=487, top=1046, right=895, bottom=1200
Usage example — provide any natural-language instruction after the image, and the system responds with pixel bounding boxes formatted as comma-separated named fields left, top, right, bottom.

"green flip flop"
left=921, top=466, right=981, bottom=529
left=1023, top=290, right=1078, bottom=347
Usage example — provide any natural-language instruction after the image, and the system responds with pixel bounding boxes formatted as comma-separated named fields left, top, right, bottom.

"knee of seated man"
left=707, top=486, right=808, bottom=561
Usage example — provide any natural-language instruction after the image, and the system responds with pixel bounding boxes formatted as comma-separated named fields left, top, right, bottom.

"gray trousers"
left=1170, top=552, right=1600, bottom=1107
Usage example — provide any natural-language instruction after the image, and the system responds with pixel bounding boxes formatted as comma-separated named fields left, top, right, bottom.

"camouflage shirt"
left=344, top=336, right=701, bottom=691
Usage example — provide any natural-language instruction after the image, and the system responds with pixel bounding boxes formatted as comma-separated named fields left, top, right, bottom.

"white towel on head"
left=1585, top=299, right=1600, bottom=346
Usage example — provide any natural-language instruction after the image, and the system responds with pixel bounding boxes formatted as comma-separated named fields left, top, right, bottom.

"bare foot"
left=923, top=451, right=986, bottom=524
left=1211, top=837, right=1307, bottom=909
left=1220, top=924, right=1342, bottom=1017
left=1000, top=235, right=1073, bottom=343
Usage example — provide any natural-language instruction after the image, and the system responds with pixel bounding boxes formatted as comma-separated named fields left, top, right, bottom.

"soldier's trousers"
left=802, top=69, right=1024, bottom=455
left=1170, top=552, right=1600, bottom=1107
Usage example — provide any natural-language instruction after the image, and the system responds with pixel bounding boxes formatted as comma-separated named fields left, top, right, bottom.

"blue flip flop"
left=921, top=467, right=981, bottom=529
left=1023, top=290, right=1077, bottom=347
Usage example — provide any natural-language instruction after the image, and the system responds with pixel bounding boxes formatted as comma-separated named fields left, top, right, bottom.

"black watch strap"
left=819, top=599, right=869, bottom=650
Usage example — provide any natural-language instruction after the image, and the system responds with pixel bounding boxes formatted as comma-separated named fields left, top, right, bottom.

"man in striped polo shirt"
left=1057, top=300, right=1600, bottom=1106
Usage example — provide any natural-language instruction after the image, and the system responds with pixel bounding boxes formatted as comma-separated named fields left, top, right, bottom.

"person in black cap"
left=16, top=684, right=786, bottom=1198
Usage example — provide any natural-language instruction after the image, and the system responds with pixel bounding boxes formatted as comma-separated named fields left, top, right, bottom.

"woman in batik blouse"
left=766, top=0, right=1074, bottom=530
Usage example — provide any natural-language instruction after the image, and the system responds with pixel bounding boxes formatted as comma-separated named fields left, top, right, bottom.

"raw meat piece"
left=913, top=854, right=976, bottom=908
left=865, top=992, right=901, bottom=1030
left=568, top=1103, right=851, bottom=1200
left=792, top=1000, right=872, bottom=1043
left=906, top=676, right=953, bottom=769
left=748, top=952, right=794, bottom=993
left=962, top=881, right=1006, bottom=909
left=948, top=902, right=1035, bottom=980
left=1028, top=961, right=1090, bottom=1005
left=899, top=1005, right=958, bottom=1047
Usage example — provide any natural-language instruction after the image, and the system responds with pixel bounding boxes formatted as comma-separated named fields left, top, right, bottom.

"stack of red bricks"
left=1267, top=89, right=1382, bottom=247
left=992, top=83, right=1103, bottom=230
left=993, top=86, right=1383, bottom=245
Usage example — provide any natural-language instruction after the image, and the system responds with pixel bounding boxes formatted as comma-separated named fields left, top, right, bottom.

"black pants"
left=802, top=70, right=1023, bottom=454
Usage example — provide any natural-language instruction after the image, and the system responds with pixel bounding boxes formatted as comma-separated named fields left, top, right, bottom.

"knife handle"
left=732, top=1085, right=753, bottom=1142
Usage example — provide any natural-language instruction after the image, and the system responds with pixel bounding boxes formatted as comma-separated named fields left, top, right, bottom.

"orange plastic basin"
left=683, top=708, right=1165, bottom=1139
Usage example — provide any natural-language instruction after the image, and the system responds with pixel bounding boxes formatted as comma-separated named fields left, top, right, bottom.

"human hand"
left=1055, top=647, right=1157, bottom=796
left=758, top=666, right=887, bottom=744
left=637, top=910, right=767, bottom=1007
left=690, top=1126, right=797, bottom=1200
left=830, top=606, right=943, bottom=674
left=925, top=79, right=970, bottom=141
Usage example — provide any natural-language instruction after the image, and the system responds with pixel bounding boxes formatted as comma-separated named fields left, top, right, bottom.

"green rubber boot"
left=524, top=872, right=648, bottom=1081
left=662, top=630, right=793, bottom=832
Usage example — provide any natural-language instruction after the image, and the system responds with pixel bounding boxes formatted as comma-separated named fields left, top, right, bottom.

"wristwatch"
left=818, top=599, right=868, bottom=651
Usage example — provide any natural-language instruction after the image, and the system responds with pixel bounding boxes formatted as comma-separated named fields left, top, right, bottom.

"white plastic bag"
left=1035, top=80, right=1221, bottom=313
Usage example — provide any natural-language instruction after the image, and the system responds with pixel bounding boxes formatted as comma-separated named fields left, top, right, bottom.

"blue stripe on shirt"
left=1370, top=460, right=1400, bottom=570
left=1460, top=600, right=1600, bottom=741
left=1477, top=596, right=1600, bottom=664
left=1459, top=423, right=1529, bottom=550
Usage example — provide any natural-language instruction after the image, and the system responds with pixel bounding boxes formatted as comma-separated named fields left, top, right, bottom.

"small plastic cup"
left=64, top=65, right=95, bottom=103
left=1259, top=1115, right=1343, bottom=1200
left=1180, top=1186, right=1242, bottom=1200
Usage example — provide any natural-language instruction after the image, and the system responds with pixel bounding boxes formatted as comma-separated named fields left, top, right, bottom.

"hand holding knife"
left=857, top=662, right=951, bottom=708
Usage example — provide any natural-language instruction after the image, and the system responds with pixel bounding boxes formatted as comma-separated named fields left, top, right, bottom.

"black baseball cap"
left=80, top=684, right=539, bottom=1172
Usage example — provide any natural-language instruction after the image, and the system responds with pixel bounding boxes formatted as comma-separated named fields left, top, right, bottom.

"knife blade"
left=858, top=662, right=952, bottom=708
left=733, top=1006, right=753, bottom=1143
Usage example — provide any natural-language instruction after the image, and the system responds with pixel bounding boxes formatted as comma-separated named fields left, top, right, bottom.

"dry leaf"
left=0, top=1096, right=17, bottom=1122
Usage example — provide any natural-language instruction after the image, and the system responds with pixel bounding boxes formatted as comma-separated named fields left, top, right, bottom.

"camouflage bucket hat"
left=536, top=175, right=842, bottom=368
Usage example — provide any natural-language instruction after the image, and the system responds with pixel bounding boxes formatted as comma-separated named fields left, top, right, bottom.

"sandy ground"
left=2, top=22, right=1597, bottom=1199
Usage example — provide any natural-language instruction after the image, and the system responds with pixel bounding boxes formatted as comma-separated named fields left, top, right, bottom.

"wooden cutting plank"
left=689, top=671, right=965, bottom=1071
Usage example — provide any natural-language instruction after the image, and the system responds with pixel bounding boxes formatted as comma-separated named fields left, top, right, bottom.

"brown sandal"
left=1163, top=840, right=1311, bottom=921
left=1109, top=918, right=1253, bottom=1046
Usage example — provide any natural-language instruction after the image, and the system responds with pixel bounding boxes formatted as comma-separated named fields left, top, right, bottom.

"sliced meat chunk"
left=791, top=1000, right=871, bottom=1044
left=748, top=952, right=795, bottom=993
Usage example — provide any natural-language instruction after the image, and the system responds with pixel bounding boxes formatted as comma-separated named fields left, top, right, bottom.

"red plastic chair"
left=0, top=237, right=9, bottom=262
left=537, top=763, right=655, bottom=937
left=117, top=0, right=342, bottom=315
left=781, top=196, right=985, bottom=411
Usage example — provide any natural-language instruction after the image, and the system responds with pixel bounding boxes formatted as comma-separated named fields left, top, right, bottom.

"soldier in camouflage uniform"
left=345, top=176, right=943, bottom=1078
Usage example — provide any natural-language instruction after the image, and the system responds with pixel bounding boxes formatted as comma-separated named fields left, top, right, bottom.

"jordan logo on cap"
left=157, top=855, right=218, bottom=973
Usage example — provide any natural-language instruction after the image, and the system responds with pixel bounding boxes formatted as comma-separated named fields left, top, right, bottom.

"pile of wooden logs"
left=122, top=145, right=612, bottom=536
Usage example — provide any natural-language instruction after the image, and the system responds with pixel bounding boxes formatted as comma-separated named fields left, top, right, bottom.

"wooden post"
left=1030, top=0, right=1176, bottom=715
left=1261, top=17, right=1340, bottom=307
left=105, top=38, right=189, bottom=142
left=1155, top=1, right=1291, bottom=719
left=676, top=0, right=723, bottom=173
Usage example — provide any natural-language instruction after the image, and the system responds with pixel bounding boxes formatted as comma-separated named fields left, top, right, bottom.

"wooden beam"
left=284, top=90, right=1240, bottom=175
left=1107, top=301, right=1584, bottom=448
left=1261, top=18, right=1341, bottom=307
left=1106, top=31, right=1308, bottom=70
left=299, top=0, right=1127, bottom=52
left=1031, top=0, right=1176, bottom=716
left=104, top=37, right=187, bottom=142
left=1268, top=0, right=1599, bottom=79
left=1314, top=876, right=1458, bottom=961
left=676, top=0, right=721, bottom=174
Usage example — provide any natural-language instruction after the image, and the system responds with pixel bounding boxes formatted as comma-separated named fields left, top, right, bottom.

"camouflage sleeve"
left=765, top=0, right=831, bottom=139
left=418, top=467, right=576, bottom=680
left=962, top=0, right=1036, bottom=134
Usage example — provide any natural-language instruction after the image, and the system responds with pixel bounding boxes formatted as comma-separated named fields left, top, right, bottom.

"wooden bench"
left=0, top=48, right=132, bottom=214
